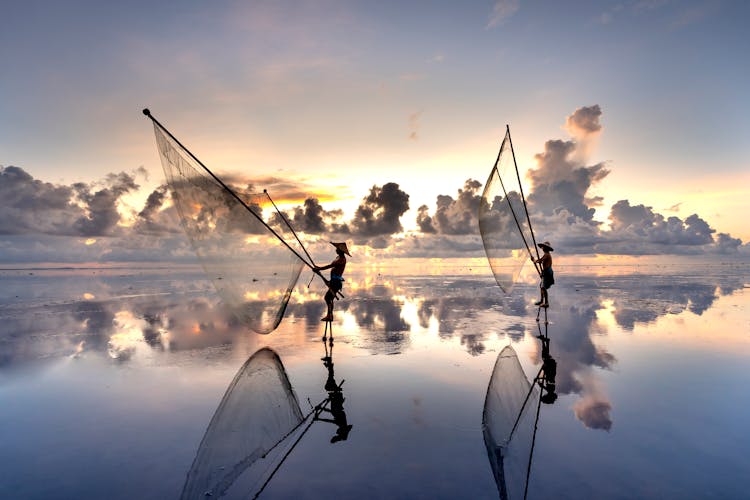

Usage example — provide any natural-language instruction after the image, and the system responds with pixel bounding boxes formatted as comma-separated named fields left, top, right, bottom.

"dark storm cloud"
left=0, top=166, right=138, bottom=237
left=417, top=179, right=482, bottom=235
left=349, top=182, right=410, bottom=237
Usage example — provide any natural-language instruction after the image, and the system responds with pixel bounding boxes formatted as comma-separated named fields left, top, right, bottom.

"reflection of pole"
left=523, top=384, right=544, bottom=500
left=252, top=397, right=328, bottom=500
left=536, top=304, right=548, bottom=330
left=508, top=367, right=543, bottom=442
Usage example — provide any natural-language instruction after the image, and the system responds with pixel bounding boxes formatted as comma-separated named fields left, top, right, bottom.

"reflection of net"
left=483, top=345, right=540, bottom=500
left=478, top=130, right=535, bottom=294
left=180, top=348, right=304, bottom=499
left=153, top=125, right=304, bottom=333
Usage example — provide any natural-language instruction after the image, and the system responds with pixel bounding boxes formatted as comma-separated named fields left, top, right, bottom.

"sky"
left=1, top=0, right=749, bottom=263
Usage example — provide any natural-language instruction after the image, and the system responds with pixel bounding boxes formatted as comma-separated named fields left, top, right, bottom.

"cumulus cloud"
left=602, top=200, right=715, bottom=253
left=134, top=185, right=180, bottom=235
left=2, top=102, right=747, bottom=262
left=0, top=165, right=139, bottom=237
left=349, top=182, right=410, bottom=238
left=527, top=140, right=610, bottom=224
left=269, top=197, right=346, bottom=235
left=564, top=104, right=603, bottom=139
left=418, top=179, right=482, bottom=235
left=412, top=100, right=745, bottom=258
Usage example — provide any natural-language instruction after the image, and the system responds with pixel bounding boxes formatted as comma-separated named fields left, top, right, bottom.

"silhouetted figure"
left=533, top=241, right=554, bottom=308
left=315, top=242, right=350, bottom=322
left=316, top=339, right=353, bottom=443
left=537, top=335, right=557, bottom=405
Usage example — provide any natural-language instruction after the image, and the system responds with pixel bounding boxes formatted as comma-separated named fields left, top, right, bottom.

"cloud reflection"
left=1, top=265, right=745, bottom=436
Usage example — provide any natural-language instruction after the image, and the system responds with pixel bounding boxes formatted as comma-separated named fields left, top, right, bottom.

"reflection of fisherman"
left=317, top=352, right=353, bottom=443
left=314, top=242, right=350, bottom=322
left=533, top=241, right=554, bottom=308
left=537, top=335, right=557, bottom=404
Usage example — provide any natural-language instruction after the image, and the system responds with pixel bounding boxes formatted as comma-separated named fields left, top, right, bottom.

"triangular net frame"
left=483, top=345, right=541, bottom=500
left=478, top=129, right=538, bottom=295
left=153, top=124, right=304, bottom=333
left=180, top=348, right=305, bottom=499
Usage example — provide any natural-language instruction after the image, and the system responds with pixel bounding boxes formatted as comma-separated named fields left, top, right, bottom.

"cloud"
left=134, top=185, right=181, bottom=235
left=416, top=205, right=436, bottom=234
left=269, top=197, right=346, bottom=235
left=528, top=139, right=610, bottom=223
left=605, top=200, right=715, bottom=250
left=564, top=104, right=602, bottom=139
left=3, top=102, right=747, bottom=263
left=487, top=0, right=520, bottom=28
left=417, top=179, right=482, bottom=235
left=349, top=183, right=410, bottom=239
left=0, top=166, right=139, bottom=237
left=573, top=393, right=613, bottom=431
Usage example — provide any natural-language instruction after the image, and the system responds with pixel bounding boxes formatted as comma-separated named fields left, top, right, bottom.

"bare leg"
left=322, top=291, right=334, bottom=321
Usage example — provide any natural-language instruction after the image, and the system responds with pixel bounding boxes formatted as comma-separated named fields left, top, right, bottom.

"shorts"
left=325, top=278, right=343, bottom=299
left=541, top=267, right=555, bottom=290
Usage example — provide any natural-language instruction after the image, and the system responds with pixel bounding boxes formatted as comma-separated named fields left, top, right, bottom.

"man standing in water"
left=533, top=241, right=554, bottom=307
left=315, top=242, right=350, bottom=322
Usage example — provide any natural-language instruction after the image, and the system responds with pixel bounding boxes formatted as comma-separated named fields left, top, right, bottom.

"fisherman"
left=533, top=241, right=554, bottom=307
left=315, top=242, right=350, bottom=322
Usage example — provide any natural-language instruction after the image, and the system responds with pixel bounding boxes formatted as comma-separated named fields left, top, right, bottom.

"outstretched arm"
left=315, top=261, right=334, bottom=271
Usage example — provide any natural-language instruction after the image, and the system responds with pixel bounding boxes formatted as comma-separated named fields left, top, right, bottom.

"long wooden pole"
left=263, top=189, right=317, bottom=267
left=493, top=129, right=541, bottom=277
left=507, top=125, right=542, bottom=264
left=143, top=108, right=340, bottom=296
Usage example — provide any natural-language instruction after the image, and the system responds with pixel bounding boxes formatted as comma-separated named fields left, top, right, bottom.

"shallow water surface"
left=1, top=263, right=748, bottom=499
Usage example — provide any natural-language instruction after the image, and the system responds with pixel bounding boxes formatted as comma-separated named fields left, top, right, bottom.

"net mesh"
left=483, top=345, right=540, bottom=500
left=478, top=129, right=536, bottom=294
left=153, top=124, right=304, bottom=333
left=180, top=348, right=305, bottom=499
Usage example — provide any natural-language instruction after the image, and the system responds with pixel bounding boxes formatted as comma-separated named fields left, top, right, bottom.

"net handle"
left=507, top=125, right=542, bottom=265
left=143, top=108, right=342, bottom=298
left=492, top=129, right=542, bottom=277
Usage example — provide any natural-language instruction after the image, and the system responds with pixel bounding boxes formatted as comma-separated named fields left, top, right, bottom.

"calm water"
left=1, top=262, right=748, bottom=499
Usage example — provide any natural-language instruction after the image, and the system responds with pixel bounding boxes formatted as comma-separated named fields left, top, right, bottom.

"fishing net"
left=181, top=348, right=305, bottom=500
left=483, top=345, right=540, bottom=500
left=478, top=129, right=537, bottom=294
left=153, top=123, right=304, bottom=333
